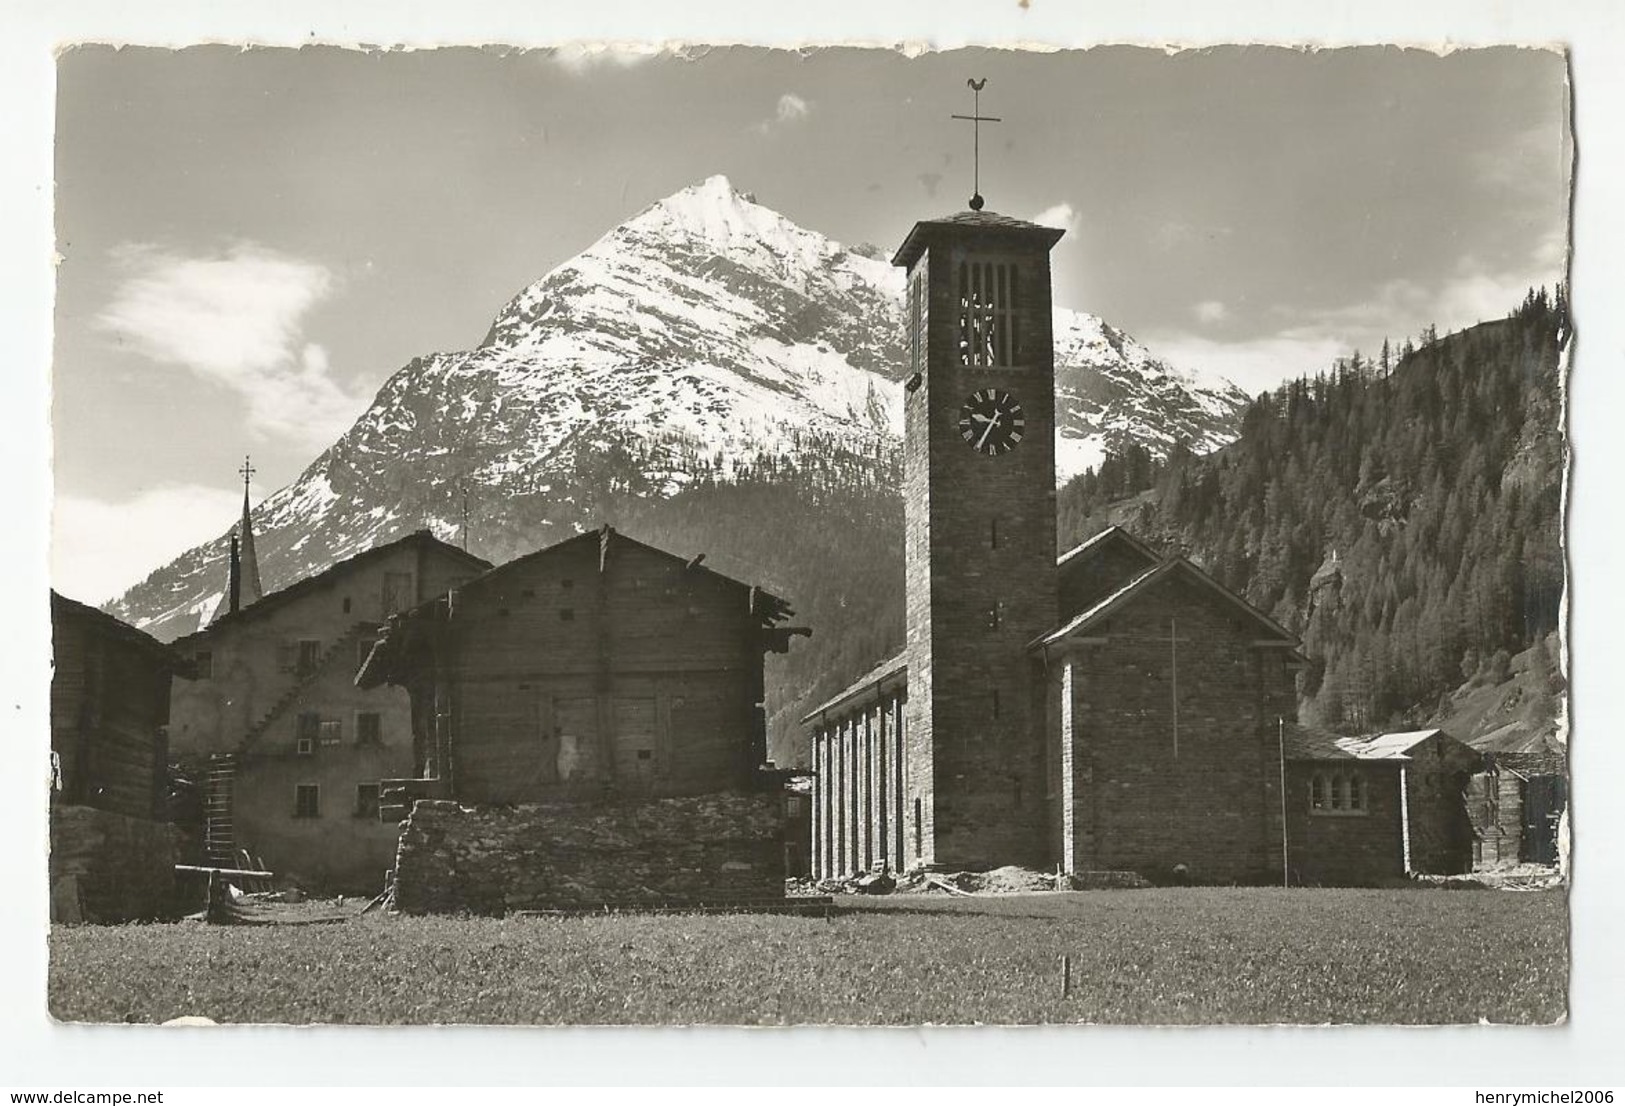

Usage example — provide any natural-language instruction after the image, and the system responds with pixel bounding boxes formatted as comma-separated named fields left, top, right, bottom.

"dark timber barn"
left=358, top=525, right=808, bottom=912
left=49, top=591, right=192, bottom=920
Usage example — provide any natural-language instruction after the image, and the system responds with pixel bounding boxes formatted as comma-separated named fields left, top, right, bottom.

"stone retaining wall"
left=390, top=792, right=785, bottom=914
left=50, top=803, right=180, bottom=922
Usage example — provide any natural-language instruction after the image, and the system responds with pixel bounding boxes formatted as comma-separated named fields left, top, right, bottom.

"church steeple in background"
left=237, top=455, right=263, bottom=607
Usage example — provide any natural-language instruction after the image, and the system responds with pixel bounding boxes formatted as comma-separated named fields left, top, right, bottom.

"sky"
left=49, top=43, right=1570, bottom=603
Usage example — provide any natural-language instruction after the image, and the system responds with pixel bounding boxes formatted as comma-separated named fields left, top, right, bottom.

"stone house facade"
left=169, top=530, right=489, bottom=893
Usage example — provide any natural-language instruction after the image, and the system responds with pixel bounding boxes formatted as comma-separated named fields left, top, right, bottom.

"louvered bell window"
left=957, top=259, right=1019, bottom=367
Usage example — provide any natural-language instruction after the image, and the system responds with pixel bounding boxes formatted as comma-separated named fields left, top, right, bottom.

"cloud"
left=95, top=242, right=368, bottom=449
left=1194, top=300, right=1229, bottom=324
left=1142, top=331, right=1348, bottom=398
left=52, top=483, right=245, bottom=605
left=1029, top=203, right=1078, bottom=233
left=1149, top=236, right=1569, bottom=398
left=753, top=93, right=812, bottom=135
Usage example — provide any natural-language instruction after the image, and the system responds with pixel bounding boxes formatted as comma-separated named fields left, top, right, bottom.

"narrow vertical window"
left=294, top=784, right=321, bottom=819
left=913, top=797, right=923, bottom=858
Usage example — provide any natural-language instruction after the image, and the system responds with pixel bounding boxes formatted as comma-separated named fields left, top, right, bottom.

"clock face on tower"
left=958, top=389, right=1026, bottom=455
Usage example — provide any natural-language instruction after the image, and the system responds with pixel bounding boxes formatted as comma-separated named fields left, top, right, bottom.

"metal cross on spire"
left=951, top=77, right=1001, bottom=211
left=238, top=455, right=256, bottom=499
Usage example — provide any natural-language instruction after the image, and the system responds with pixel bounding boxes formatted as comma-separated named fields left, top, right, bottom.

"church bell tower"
left=893, top=107, right=1065, bottom=870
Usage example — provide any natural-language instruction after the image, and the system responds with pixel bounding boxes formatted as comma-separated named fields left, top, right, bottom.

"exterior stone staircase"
left=237, top=621, right=379, bottom=753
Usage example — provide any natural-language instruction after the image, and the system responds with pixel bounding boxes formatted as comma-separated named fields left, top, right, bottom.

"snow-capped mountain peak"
left=110, top=178, right=1247, bottom=640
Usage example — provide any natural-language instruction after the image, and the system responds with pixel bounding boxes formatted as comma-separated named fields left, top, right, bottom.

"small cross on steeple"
left=238, top=455, right=256, bottom=498
left=951, top=77, right=1002, bottom=211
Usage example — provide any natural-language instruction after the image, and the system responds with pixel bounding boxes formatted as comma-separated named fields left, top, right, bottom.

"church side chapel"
left=805, top=86, right=1409, bottom=887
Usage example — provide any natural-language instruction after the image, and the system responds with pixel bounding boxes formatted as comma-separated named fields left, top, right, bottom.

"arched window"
left=1311, top=769, right=1368, bottom=814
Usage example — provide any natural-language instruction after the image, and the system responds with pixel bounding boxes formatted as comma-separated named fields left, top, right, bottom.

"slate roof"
left=1033, top=556, right=1298, bottom=651
left=1281, top=724, right=1361, bottom=761
left=1334, top=729, right=1443, bottom=760
left=178, top=529, right=491, bottom=642
left=1282, top=724, right=1416, bottom=763
left=892, top=209, right=1066, bottom=268
left=800, top=650, right=908, bottom=724
left=454, top=525, right=793, bottom=623
left=1055, top=525, right=1161, bottom=572
left=51, top=591, right=190, bottom=671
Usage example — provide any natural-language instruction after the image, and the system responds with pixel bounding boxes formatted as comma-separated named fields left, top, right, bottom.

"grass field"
left=47, top=888, right=1568, bottom=1025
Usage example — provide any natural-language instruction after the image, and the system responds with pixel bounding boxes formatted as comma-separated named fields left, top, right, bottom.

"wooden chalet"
left=50, top=590, right=186, bottom=820
left=49, top=591, right=192, bottom=921
left=358, top=525, right=808, bottom=810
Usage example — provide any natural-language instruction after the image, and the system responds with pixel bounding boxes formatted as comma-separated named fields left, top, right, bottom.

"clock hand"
left=976, top=411, right=1001, bottom=450
left=969, top=412, right=993, bottom=423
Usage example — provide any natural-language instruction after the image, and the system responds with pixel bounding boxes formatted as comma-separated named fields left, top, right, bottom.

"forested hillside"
left=1058, top=289, right=1568, bottom=734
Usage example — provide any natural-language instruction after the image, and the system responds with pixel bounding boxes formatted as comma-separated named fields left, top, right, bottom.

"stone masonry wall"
left=390, top=792, right=784, bottom=914
left=50, top=803, right=180, bottom=922
left=1285, top=761, right=1406, bottom=886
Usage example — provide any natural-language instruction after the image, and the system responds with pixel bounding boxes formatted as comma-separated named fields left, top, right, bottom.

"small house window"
left=354, top=783, right=380, bottom=819
left=296, top=639, right=322, bottom=677
left=342, top=596, right=352, bottom=614
left=194, top=651, right=213, bottom=679
left=294, top=784, right=320, bottom=819
left=296, top=736, right=315, bottom=757
left=319, top=719, right=343, bottom=746
left=356, top=713, right=382, bottom=746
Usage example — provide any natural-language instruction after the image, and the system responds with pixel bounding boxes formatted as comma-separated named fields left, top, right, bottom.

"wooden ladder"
left=204, top=753, right=238, bottom=869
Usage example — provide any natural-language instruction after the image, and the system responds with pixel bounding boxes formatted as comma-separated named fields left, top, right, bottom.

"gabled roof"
left=892, top=209, right=1066, bottom=269
left=1282, top=724, right=1413, bottom=763
left=52, top=591, right=190, bottom=672
left=1055, top=525, right=1161, bottom=572
left=1281, top=724, right=1361, bottom=762
left=178, top=529, right=491, bottom=642
left=455, top=525, right=793, bottom=624
left=1334, top=729, right=1445, bottom=760
left=800, top=650, right=907, bottom=724
left=1034, top=555, right=1297, bottom=652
